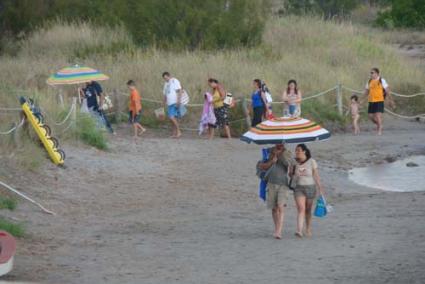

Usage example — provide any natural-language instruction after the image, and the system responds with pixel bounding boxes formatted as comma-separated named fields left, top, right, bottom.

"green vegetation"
left=0, top=218, right=25, bottom=237
left=0, top=196, right=17, bottom=211
left=377, top=0, right=425, bottom=29
left=0, top=0, right=267, bottom=51
left=282, top=0, right=359, bottom=19
left=75, top=114, right=108, bottom=150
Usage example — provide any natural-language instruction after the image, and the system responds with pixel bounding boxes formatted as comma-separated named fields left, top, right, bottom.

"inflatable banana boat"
left=19, top=97, right=65, bottom=166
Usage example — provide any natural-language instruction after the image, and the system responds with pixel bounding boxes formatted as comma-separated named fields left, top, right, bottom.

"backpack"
left=368, top=78, right=387, bottom=99
left=261, top=81, right=273, bottom=103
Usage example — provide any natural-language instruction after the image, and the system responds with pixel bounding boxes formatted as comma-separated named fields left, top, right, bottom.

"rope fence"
left=1, top=84, right=424, bottom=137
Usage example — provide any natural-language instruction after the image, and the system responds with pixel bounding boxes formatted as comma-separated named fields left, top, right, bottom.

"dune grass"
left=0, top=218, right=25, bottom=237
left=0, top=196, right=17, bottom=211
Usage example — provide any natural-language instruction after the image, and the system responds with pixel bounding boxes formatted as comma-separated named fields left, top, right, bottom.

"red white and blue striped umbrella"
left=241, top=117, right=331, bottom=145
left=47, top=65, right=109, bottom=86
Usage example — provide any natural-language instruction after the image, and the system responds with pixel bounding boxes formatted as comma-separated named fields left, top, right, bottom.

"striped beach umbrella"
left=46, top=65, right=109, bottom=86
left=241, top=117, right=331, bottom=145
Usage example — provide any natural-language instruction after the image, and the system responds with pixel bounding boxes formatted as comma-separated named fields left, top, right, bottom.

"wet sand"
left=1, top=115, right=425, bottom=284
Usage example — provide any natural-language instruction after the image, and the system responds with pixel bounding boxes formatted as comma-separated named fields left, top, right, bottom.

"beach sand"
left=1, top=115, right=425, bottom=284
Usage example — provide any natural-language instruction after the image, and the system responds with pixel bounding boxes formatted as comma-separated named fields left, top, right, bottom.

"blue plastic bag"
left=258, top=148, right=270, bottom=202
left=314, top=195, right=327, bottom=218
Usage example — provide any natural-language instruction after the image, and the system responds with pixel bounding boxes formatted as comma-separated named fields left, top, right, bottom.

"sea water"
left=349, top=156, right=425, bottom=192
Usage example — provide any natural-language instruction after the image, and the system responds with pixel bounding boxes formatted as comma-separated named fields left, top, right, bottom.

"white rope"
left=343, top=86, right=425, bottom=98
left=0, top=118, right=25, bottom=135
left=0, top=107, right=21, bottom=112
left=390, top=91, right=425, bottom=98
left=59, top=121, right=74, bottom=135
left=342, top=86, right=363, bottom=94
left=52, top=103, right=75, bottom=126
left=0, top=180, right=55, bottom=215
left=384, top=108, right=425, bottom=119
left=303, top=86, right=339, bottom=101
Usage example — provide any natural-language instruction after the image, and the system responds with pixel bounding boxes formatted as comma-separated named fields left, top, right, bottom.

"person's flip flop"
left=295, top=232, right=303, bottom=238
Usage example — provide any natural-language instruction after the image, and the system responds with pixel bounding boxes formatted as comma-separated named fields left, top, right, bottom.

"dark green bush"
left=376, top=0, right=425, bottom=29
left=0, top=0, right=267, bottom=51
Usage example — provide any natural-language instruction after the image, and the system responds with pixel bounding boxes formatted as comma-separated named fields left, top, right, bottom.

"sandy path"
left=1, top=115, right=425, bottom=284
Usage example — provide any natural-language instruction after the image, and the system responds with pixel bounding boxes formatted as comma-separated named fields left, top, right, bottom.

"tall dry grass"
left=1, top=16, right=424, bottom=143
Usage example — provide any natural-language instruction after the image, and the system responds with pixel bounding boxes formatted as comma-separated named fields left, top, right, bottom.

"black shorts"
left=129, top=111, right=141, bottom=123
left=368, top=102, right=384, bottom=114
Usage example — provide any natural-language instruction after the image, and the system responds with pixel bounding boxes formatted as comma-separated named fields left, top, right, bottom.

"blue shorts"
left=167, top=104, right=187, bottom=119
left=289, top=104, right=297, bottom=115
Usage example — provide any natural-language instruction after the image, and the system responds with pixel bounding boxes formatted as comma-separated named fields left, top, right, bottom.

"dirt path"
left=1, top=115, right=425, bottom=284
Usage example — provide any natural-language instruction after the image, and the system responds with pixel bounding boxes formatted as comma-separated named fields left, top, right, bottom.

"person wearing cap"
left=257, top=143, right=293, bottom=239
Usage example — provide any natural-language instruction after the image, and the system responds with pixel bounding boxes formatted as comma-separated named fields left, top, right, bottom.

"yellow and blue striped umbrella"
left=241, top=117, right=331, bottom=145
left=46, top=65, right=109, bottom=86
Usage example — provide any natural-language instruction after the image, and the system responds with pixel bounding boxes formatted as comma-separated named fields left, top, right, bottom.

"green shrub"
left=302, top=100, right=347, bottom=130
left=76, top=114, right=108, bottom=150
left=376, top=0, right=425, bottom=28
left=0, top=218, right=25, bottom=237
left=0, top=196, right=17, bottom=211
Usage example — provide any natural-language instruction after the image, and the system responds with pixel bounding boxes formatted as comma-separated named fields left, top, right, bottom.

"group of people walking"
left=78, top=67, right=394, bottom=139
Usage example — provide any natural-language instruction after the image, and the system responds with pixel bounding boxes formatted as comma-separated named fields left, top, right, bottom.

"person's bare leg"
left=224, top=125, right=231, bottom=139
left=368, top=113, right=377, bottom=125
left=208, top=127, right=214, bottom=140
left=136, top=123, right=146, bottom=135
left=133, top=124, right=138, bottom=138
left=295, top=195, right=306, bottom=237
left=305, top=199, right=314, bottom=237
left=275, top=204, right=285, bottom=239
left=272, top=208, right=278, bottom=238
left=169, top=117, right=181, bottom=137
left=354, top=115, right=360, bottom=135
left=376, top=113, right=383, bottom=135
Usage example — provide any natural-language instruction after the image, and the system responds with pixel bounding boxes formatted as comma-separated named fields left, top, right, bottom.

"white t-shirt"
left=163, top=78, right=182, bottom=106
left=296, top=158, right=318, bottom=186
left=365, top=77, right=388, bottom=89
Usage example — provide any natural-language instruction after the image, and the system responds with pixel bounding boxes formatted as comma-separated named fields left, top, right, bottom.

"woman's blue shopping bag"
left=314, top=195, right=327, bottom=217
left=258, top=148, right=270, bottom=202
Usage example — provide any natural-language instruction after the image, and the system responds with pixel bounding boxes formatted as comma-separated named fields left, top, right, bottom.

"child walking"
left=127, top=80, right=146, bottom=139
left=350, top=94, right=360, bottom=135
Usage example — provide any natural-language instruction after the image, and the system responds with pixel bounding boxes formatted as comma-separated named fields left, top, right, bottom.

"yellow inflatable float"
left=19, top=97, right=65, bottom=166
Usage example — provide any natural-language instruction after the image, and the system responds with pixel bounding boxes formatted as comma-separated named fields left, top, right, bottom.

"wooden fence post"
left=113, top=89, right=120, bottom=123
left=241, top=98, right=251, bottom=129
left=71, top=97, right=77, bottom=128
left=336, top=83, right=343, bottom=116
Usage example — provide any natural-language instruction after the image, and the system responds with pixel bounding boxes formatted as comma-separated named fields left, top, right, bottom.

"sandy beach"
left=1, top=115, right=425, bottom=284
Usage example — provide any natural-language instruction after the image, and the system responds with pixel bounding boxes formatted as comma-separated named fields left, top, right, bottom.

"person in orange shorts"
left=127, top=80, right=146, bottom=139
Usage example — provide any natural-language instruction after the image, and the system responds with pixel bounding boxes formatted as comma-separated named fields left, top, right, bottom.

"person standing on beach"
left=251, top=79, right=268, bottom=127
left=162, top=72, right=186, bottom=138
left=208, top=78, right=231, bottom=139
left=291, top=144, right=325, bottom=238
left=362, top=68, right=395, bottom=135
left=282, top=80, right=302, bottom=117
left=127, top=80, right=146, bottom=140
left=350, top=94, right=360, bottom=135
left=257, top=143, right=293, bottom=239
left=80, top=81, right=115, bottom=134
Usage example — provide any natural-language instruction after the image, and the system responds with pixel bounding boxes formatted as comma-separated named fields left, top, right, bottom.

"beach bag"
left=80, top=98, right=89, bottom=113
left=181, top=90, right=190, bottom=105
left=101, top=95, right=113, bottom=111
left=224, top=93, right=235, bottom=108
left=265, top=91, right=273, bottom=104
left=288, top=168, right=297, bottom=191
left=154, top=107, right=165, bottom=121
left=314, top=195, right=327, bottom=218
